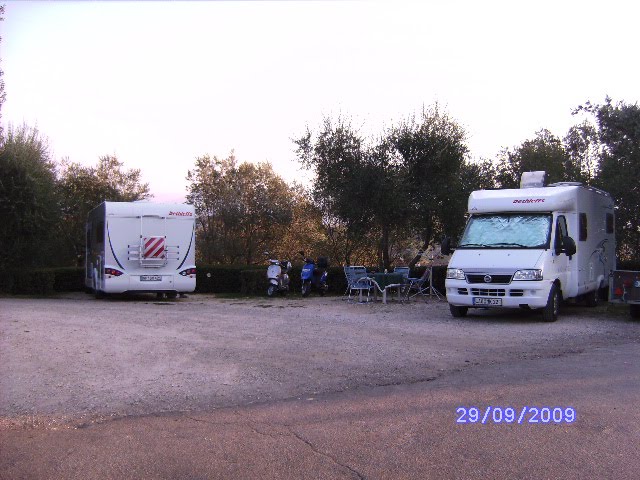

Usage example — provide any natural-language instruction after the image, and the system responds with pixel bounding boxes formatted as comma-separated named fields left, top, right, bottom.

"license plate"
left=140, top=275, right=162, bottom=282
left=473, top=297, right=502, bottom=306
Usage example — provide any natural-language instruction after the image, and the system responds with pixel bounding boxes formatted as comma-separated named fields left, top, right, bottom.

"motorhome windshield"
left=458, top=213, right=552, bottom=249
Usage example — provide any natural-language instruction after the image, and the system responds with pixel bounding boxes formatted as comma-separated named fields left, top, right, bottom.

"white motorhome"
left=444, top=172, right=615, bottom=321
left=85, top=201, right=196, bottom=297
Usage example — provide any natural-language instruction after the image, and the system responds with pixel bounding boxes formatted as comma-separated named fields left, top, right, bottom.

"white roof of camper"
left=468, top=184, right=609, bottom=214
left=102, top=201, right=195, bottom=217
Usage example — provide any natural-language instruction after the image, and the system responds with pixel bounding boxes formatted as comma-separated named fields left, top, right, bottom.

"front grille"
left=510, top=290, right=524, bottom=297
left=471, top=288, right=506, bottom=297
left=466, top=274, right=513, bottom=284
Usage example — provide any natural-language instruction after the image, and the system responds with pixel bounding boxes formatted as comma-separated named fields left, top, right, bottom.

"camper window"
left=555, top=216, right=568, bottom=254
left=579, top=213, right=588, bottom=241
left=606, top=213, right=614, bottom=234
left=96, top=221, right=104, bottom=245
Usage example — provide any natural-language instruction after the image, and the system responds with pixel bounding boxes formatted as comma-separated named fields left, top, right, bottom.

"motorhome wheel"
left=585, top=288, right=599, bottom=307
left=542, top=284, right=560, bottom=322
left=449, top=305, right=468, bottom=318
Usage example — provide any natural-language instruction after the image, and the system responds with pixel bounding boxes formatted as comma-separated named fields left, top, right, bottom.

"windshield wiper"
left=458, top=243, right=492, bottom=247
left=488, top=242, right=528, bottom=248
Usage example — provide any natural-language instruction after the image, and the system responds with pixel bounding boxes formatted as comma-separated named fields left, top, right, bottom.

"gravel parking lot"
left=1, top=292, right=638, bottom=428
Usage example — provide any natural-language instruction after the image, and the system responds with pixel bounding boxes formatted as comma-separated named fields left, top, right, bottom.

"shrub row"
left=0, top=267, right=84, bottom=295
left=0, top=264, right=447, bottom=296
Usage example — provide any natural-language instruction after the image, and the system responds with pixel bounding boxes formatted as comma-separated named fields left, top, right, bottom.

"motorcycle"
left=266, top=254, right=291, bottom=297
left=299, top=252, right=329, bottom=297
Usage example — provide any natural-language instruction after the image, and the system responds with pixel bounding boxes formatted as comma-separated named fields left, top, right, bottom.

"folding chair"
left=344, top=266, right=374, bottom=303
left=404, top=268, right=431, bottom=301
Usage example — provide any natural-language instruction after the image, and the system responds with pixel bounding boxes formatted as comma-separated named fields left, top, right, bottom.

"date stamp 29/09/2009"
left=456, top=406, right=576, bottom=425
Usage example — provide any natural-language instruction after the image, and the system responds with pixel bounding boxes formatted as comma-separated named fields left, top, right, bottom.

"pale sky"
left=3, top=0, right=639, bottom=202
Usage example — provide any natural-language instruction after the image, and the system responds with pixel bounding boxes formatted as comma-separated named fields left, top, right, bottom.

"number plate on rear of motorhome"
left=140, top=275, right=162, bottom=282
left=473, top=297, right=502, bottom=306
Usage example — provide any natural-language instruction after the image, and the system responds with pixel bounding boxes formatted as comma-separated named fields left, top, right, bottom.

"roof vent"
left=520, top=171, right=546, bottom=189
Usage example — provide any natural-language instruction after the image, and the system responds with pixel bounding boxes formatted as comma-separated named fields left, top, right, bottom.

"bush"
left=52, top=267, right=85, bottom=292
left=11, top=269, right=56, bottom=295
left=196, top=265, right=262, bottom=294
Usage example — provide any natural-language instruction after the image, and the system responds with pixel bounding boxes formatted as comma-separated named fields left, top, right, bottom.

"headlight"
left=513, top=269, right=543, bottom=281
left=446, top=268, right=466, bottom=280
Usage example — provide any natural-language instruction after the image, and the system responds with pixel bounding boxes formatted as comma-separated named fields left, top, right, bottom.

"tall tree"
left=296, top=107, right=471, bottom=269
left=494, top=129, right=574, bottom=188
left=0, top=5, right=6, bottom=139
left=295, top=118, right=378, bottom=266
left=57, top=155, right=151, bottom=264
left=186, top=153, right=295, bottom=265
left=389, top=106, right=469, bottom=267
left=0, top=125, right=60, bottom=270
left=577, top=99, right=640, bottom=260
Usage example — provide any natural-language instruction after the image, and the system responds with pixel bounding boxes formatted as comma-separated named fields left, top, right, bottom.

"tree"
left=0, top=6, right=6, bottom=139
left=57, top=155, right=151, bottom=264
left=297, top=107, right=472, bottom=270
left=186, top=153, right=295, bottom=265
left=576, top=99, right=640, bottom=260
left=494, top=129, right=575, bottom=188
left=0, top=125, right=60, bottom=270
left=295, top=118, right=379, bottom=266
left=388, top=106, right=470, bottom=267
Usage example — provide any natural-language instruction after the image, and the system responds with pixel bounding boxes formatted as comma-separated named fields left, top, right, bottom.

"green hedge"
left=0, top=264, right=448, bottom=296
left=195, top=265, right=263, bottom=293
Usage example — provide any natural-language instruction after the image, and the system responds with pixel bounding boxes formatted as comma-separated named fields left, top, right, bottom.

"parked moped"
left=299, top=252, right=328, bottom=297
left=266, top=254, right=291, bottom=297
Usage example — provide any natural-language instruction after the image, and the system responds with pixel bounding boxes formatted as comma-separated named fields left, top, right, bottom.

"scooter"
left=300, top=252, right=328, bottom=297
left=266, top=254, right=291, bottom=297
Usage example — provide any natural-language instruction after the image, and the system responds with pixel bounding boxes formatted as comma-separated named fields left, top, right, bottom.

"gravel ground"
left=1, top=292, right=638, bottom=428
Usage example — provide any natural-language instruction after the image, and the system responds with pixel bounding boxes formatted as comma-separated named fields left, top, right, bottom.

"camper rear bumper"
left=445, top=280, right=551, bottom=309
left=102, top=273, right=196, bottom=294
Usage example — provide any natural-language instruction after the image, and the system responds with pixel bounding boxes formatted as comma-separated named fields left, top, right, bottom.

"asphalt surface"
left=1, top=293, right=639, bottom=479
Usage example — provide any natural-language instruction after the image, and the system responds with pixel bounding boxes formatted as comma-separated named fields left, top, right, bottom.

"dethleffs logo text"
left=169, top=211, right=193, bottom=216
left=513, top=198, right=545, bottom=204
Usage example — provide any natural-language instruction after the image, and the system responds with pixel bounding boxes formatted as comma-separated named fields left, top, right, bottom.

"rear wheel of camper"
left=585, top=288, right=599, bottom=307
left=542, top=284, right=560, bottom=322
left=449, top=305, right=468, bottom=318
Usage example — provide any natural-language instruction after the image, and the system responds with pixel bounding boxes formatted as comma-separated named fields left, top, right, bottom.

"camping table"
left=372, top=272, right=405, bottom=303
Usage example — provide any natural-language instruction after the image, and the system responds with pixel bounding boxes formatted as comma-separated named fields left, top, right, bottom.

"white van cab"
left=443, top=172, right=615, bottom=322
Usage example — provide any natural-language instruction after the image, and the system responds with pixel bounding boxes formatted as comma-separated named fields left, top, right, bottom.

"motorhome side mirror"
left=441, top=236, right=452, bottom=256
left=563, top=237, right=577, bottom=257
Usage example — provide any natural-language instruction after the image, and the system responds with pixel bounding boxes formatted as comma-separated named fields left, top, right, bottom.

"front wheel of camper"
left=449, top=305, right=468, bottom=318
left=630, top=304, right=640, bottom=319
left=542, top=285, right=560, bottom=322
left=267, top=285, right=277, bottom=297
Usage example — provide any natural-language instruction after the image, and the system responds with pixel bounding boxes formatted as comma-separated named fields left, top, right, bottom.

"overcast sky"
left=3, top=0, right=639, bottom=202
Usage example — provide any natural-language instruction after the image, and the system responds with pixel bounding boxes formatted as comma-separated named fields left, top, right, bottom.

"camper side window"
left=555, top=216, right=568, bottom=254
left=579, top=213, right=588, bottom=241
left=606, top=213, right=614, bottom=234
left=96, top=221, right=105, bottom=245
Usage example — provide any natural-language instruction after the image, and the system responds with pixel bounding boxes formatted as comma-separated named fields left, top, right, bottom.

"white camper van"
left=444, top=172, right=615, bottom=322
left=85, top=201, right=196, bottom=297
